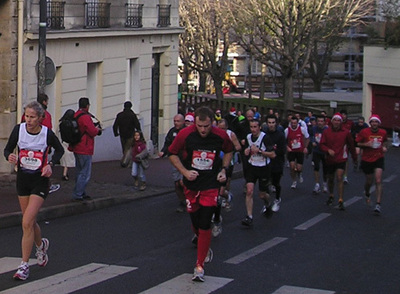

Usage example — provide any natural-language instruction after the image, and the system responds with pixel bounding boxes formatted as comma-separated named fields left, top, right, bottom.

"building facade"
left=0, top=0, right=182, bottom=173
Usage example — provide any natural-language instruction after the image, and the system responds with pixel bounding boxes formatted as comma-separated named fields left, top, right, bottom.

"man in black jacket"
left=113, top=101, right=141, bottom=167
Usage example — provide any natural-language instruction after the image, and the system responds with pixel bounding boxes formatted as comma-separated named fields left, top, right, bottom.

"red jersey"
left=355, top=128, right=387, bottom=162
left=285, top=125, right=308, bottom=152
left=319, top=126, right=357, bottom=165
left=342, top=119, right=354, bottom=132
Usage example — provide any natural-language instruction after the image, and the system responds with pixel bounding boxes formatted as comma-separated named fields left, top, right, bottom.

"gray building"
left=0, top=0, right=182, bottom=173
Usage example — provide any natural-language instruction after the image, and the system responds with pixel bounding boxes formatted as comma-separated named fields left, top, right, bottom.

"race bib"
left=372, top=138, right=381, bottom=149
left=19, top=149, right=44, bottom=171
left=291, top=139, right=301, bottom=149
left=192, top=150, right=216, bottom=170
left=315, top=133, right=322, bottom=143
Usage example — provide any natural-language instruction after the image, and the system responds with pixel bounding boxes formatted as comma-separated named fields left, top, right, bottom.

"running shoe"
left=49, top=184, right=60, bottom=194
left=272, top=198, right=281, bottom=212
left=291, top=181, right=297, bottom=189
left=261, top=204, right=273, bottom=218
left=338, top=201, right=345, bottom=211
left=374, top=204, right=381, bottom=215
left=326, top=196, right=334, bottom=206
left=192, top=265, right=205, bottom=282
left=212, top=221, right=222, bottom=237
left=241, top=215, right=253, bottom=227
left=36, top=238, right=49, bottom=267
left=204, top=248, right=213, bottom=263
left=13, top=262, right=29, bottom=281
left=299, top=173, right=304, bottom=183
left=343, top=176, right=349, bottom=184
left=323, top=182, right=328, bottom=193
left=270, top=185, right=276, bottom=193
left=223, top=192, right=233, bottom=211
left=313, top=183, right=321, bottom=194
left=176, top=201, right=186, bottom=213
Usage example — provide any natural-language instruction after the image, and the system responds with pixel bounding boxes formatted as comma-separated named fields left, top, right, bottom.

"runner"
left=355, top=114, right=388, bottom=214
left=241, top=120, right=276, bottom=226
left=168, top=106, right=233, bottom=282
left=319, top=113, right=357, bottom=210
left=311, top=116, right=329, bottom=194
left=4, top=101, right=64, bottom=280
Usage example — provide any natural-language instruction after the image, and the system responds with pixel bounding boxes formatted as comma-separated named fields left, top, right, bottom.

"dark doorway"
left=151, top=53, right=161, bottom=149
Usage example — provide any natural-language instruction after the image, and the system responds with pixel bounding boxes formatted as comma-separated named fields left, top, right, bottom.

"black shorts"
left=312, top=152, right=326, bottom=172
left=245, top=164, right=270, bottom=192
left=17, top=171, right=50, bottom=199
left=287, top=152, right=305, bottom=165
left=360, top=157, right=385, bottom=175
left=326, top=162, right=346, bottom=175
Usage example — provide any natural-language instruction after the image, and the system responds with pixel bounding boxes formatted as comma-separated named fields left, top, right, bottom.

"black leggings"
left=190, top=206, right=216, bottom=231
left=271, top=172, right=282, bottom=200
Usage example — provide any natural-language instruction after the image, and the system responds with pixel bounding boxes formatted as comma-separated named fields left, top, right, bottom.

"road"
left=1, top=148, right=399, bottom=294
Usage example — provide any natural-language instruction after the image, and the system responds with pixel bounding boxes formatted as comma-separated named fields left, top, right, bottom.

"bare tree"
left=179, top=0, right=232, bottom=99
left=308, top=0, right=374, bottom=91
left=229, top=0, right=371, bottom=114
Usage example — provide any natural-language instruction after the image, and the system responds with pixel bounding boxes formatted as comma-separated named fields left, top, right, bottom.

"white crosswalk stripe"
left=0, top=263, right=137, bottom=294
left=0, top=257, right=36, bottom=275
left=294, top=213, right=331, bottom=230
left=272, top=285, right=335, bottom=294
left=138, top=273, right=233, bottom=294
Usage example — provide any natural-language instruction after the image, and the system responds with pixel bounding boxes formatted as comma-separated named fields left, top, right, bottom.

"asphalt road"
left=1, top=148, right=399, bottom=294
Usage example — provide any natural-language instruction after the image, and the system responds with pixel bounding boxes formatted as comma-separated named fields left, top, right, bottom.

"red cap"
left=369, top=114, right=381, bottom=124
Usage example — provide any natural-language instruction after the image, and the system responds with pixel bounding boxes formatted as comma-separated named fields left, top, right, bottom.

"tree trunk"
left=215, top=81, right=224, bottom=100
left=199, top=72, right=207, bottom=92
left=282, top=76, right=294, bottom=117
left=313, top=79, right=322, bottom=92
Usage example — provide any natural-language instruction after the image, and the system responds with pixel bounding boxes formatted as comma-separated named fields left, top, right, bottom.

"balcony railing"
left=125, top=3, right=143, bottom=28
left=47, top=1, right=65, bottom=30
left=84, top=1, right=111, bottom=28
left=157, top=4, right=171, bottom=27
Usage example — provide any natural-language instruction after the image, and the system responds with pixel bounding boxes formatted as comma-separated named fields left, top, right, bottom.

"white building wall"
left=363, top=46, right=400, bottom=119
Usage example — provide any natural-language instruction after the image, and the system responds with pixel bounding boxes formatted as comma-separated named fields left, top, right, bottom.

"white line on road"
left=0, top=257, right=37, bottom=275
left=294, top=213, right=331, bottom=231
left=272, top=285, right=335, bottom=294
left=224, top=237, right=287, bottom=265
left=138, top=273, right=233, bottom=294
left=344, top=196, right=362, bottom=207
left=0, top=263, right=137, bottom=294
left=383, top=174, right=397, bottom=183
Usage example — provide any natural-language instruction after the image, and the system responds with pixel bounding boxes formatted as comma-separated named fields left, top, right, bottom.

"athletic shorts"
left=171, top=165, right=183, bottom=182
left=312, top=153, right=326, bottom=172
left=245, top=164, right=270, bottom=192
left=287, top=152, right=305, bottom=165
left=16, top=171, right=50, bottom=199
left=360, top=157, right=384, bottom=175
left=184, top=187, right=218, bottom=213
left=326, top=162, right=346, bottom=175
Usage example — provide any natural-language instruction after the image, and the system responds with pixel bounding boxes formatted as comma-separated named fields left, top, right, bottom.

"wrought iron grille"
left=157, top=4, right=171, bottom=27
left=125, top=3, right=143, bottom=28
left=47, top=1, right=65, bottom=29
left=84, top=1, right=111, bottom=28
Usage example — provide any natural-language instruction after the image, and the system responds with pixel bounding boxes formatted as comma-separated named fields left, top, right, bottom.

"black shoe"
left=83, top=195, right=92, bottom=200
left=326, top=196, right=334, bottom=206
left=62, top=175, right=69, bottom=181
left=338, top=201, right=345, bottom=211
left=241, top=216, right=253, bottom=227
left=191, top=235, right=198, bottom=247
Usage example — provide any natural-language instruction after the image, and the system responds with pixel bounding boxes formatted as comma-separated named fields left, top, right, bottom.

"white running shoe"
left=192, top=265, right=205, bottom=282
left=299, top=173, right=304, bottom=183
left=13, top=262, right=29, bottom=280
left=36, top=238, right=49, bottom=267
left=343, top=176, right=349, bottom=184
left=291, top=181, right=297, bottom=189
left=49, top=184, right=61, bottom=194
left=272, top=198, right=281, bottom=212
left=323, top=182, right=328, bottom=193
left=204, top=248, right=213, bottom=263
left=313, top=183, right=321, bottom=194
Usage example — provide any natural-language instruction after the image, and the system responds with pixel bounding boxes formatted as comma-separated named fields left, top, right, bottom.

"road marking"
left=272, top=285, right=335, bottom=294
left=344, top=196, right=362, bottom=207
left=139, top=273, right=233, bottom=294
left=294, top=213, right=331, bottom=231
left=0, top=263, right=137, bottom=294
left=383, top=174, right=397, bottom=182
left=224, top=237, right=287, bottom=265
left=0, top=257, right=37, bottom=275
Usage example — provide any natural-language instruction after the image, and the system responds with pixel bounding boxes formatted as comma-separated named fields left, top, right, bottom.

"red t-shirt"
left=285, top=125, right=307, bottom=152
left=356, top=128, right=387, bottom=162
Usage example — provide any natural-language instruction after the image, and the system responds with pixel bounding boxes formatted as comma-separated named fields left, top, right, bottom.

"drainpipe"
left=17, top=0, right=24, bottom=121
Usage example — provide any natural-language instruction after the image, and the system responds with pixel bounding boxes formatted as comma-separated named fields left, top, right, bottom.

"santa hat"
left=369, top=114, right=381, bottom=124
left=185, top=114, right=194, bottom=122
left=332, top=112, right=343, bottom=121
left=229, top=107, right=236, bottom=115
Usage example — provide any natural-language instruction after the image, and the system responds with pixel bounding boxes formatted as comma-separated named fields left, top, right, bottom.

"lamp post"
left=37, top=0, right=47, bottom=97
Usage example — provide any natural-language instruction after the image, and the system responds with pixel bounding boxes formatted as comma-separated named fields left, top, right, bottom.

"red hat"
left=332, top=112, right=343, bottom=121
left=369, top=114, right=381, bottom=124
left=230, top=107, right=236, bottom=112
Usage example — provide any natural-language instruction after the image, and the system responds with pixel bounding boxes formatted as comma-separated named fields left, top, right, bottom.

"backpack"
left=59, top=109, right=87, bottom=145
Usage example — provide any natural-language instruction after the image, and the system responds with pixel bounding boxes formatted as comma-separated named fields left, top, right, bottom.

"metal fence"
left=125, top=3, right=143, bottom=28
left=84, top=1, right=111, bottom=28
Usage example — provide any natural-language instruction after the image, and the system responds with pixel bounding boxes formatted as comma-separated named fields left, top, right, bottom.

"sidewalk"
left=0, top=157, right=176, bottom=229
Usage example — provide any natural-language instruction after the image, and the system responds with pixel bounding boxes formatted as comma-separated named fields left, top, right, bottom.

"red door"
left=371, top=85, right=400, bottom=130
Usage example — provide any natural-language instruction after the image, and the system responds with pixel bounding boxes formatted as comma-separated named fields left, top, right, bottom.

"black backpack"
left=59, top=109, right=87, bottom=145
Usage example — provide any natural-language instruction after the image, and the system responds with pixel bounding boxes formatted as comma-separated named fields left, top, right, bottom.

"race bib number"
left=19, top=149, right=44, bottom=171
left=372, top=138, right=382, bottom=149
left=291, top=139, right=301, bottom=149
left=315, top=133, right=322, bottom=143
left=192, top=150, right=216, bottom=170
